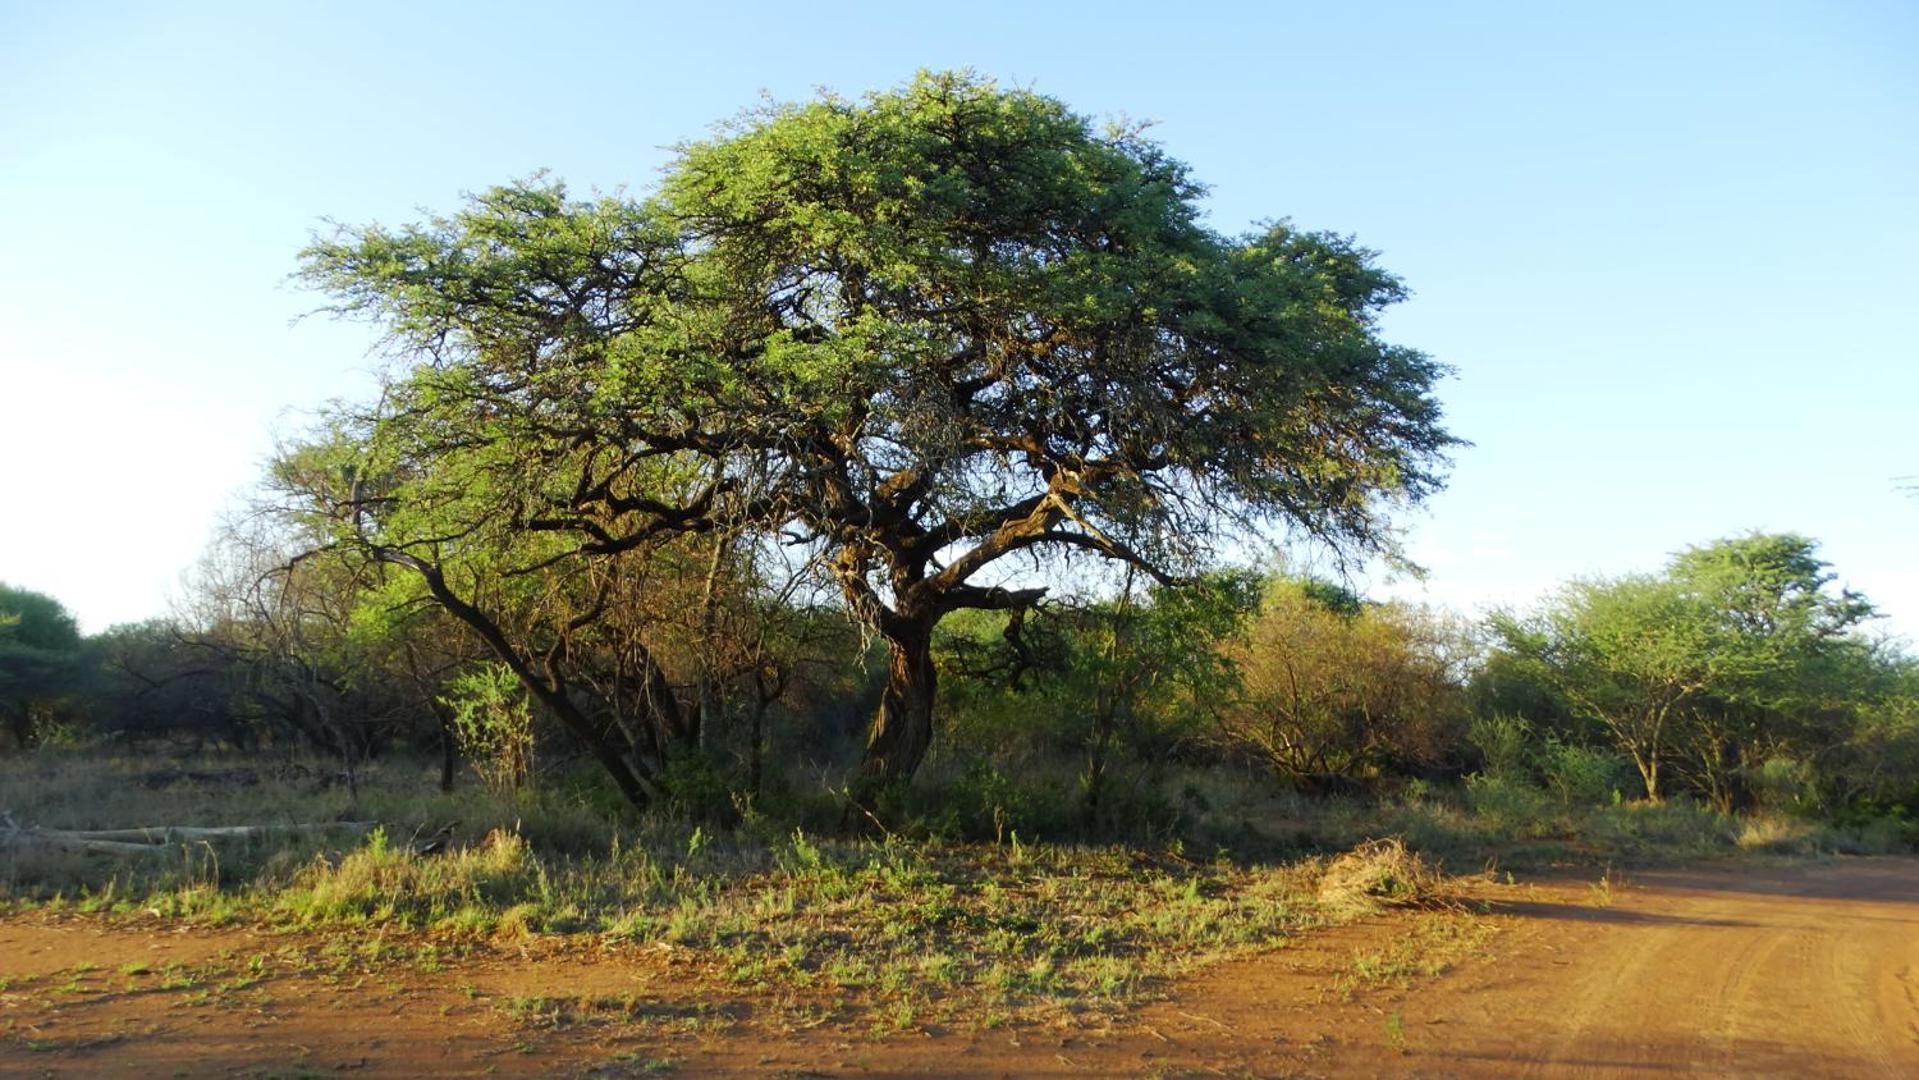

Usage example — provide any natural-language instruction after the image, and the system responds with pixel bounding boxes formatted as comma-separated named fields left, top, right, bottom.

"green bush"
left=1540, top=739, right=1625, bottom=806
left=1751, top=756, right=1819, bottom=813
left=439, top=664, right=534, bottom=795
left=1466, top=714, right=1532, bottom=780
left=657, top=751, right=740, bottom=826
left=1462, top=773, right=1562, bottom=838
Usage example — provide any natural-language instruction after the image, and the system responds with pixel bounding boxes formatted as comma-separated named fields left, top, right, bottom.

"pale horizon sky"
left=3, top=1, right=1915, bottom=639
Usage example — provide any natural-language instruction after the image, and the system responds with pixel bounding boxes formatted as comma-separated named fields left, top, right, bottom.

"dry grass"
left=1735, top=814, right=1813, bottom=852
left=1316, top=838, right=1445, bottom=916
left=1732, top=811, right=1908, bottom=856
left=1, top=751, right=1377, bottom=1025
left=14, top=745, right=1881, bottom=1032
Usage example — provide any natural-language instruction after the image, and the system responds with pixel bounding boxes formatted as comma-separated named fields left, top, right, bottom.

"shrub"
left=1219, top=581, right=1470, bottom=788
left=1751, top=756, right=1818, bottom=813
left=1540, top=739, right=1625, bottom=806
left=1466, top=714, right=1531, bottom=780
left=1462, top=773, right=1561, bottom=838
left=439, top=664, right=534, bottom=796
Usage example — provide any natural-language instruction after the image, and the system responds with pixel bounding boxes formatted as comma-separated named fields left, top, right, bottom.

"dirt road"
left=2, top=857, right=1915, bottom=1076
left=1254, top=856, right=1919, bottom=1078
left=1412, top=858, right=1919, bottom=1077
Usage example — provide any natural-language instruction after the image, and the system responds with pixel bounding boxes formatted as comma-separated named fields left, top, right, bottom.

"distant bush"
left=1466, top=714, right=1531, bottom=780
left=1541, top=739, right=1625, bottom=806
left=1216, top=579, right=1470, bottom=788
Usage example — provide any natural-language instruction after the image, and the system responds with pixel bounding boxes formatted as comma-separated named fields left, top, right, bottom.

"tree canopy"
left=0, top=582, right=83, bottom=748
left=286, top=71, right=1456, bottom=808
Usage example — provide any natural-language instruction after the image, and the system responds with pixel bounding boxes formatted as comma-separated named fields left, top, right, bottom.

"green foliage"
left=1538, top=738, right=1626, bottom=806
left=1489, top=533, right=1883, bottom=807
left=933, top=570, right=1258, bottom=831
left=0, top=583, right=84, bottom=748
left=1461, top=773, right=1561, bottom=838
left=1750, top=756, right=1819, bottom=812
left=912, top=757, right=1055, bottom=843
left=83, top=621, right=231, bottom=746
left=1814, top=655, right=1919, bottom=816
left=655, top=751, right=739, bottom=825
left=440, top=664, right=534, bottom=795
left=1465, top=714, right=1531, bottom=780
left=940, top=571, right=1257, bottom=747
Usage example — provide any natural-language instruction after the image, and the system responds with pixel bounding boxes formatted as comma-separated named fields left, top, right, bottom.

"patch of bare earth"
left=0, top=917, right=721, bottom=1077
left=4, top=857, right=1918, bottom=1077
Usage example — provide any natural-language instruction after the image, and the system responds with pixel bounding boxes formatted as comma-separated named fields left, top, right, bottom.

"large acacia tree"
left=291, top=71, right=1454, bottom=807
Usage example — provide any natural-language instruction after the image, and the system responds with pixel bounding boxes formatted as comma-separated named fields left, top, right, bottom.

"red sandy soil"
left=3, top=856, right=1915, bottom=1077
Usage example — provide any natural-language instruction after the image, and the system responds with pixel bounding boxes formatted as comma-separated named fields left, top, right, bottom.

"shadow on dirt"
left=1487, top=899, right=1751, bottom=928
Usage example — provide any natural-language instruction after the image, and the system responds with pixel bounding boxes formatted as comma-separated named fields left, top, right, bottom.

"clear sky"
left=3, top=0, right=1915, bottom=636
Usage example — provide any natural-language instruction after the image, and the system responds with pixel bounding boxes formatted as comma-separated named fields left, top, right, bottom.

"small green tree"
left=1825, top=651, right=1919, bottom=813
left=440, top=663, right=536, bottom=795
left=1665, top=534, right=1875, bottom=810
left=0, top=584, right=84, bottom=749
left=1491, top=533, right=1879, bottom=805
left=1489, top=576, right=1707, bottom=801
left=1465, top=713, right=1531, bottom=780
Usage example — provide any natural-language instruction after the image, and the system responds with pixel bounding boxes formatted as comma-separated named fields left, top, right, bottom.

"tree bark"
left=1085, top=570, right=1138, bottom=822
left=749, top=695, right=766, bottom=796
left=3, top=705, right=35, bottom=751
left=852, top=622, right=937, bottom=808
left=436, top=706, right=459, bottom=793
left=402, top=640, right=458, bottom=793
left=747, top=667, right=778, bottom=798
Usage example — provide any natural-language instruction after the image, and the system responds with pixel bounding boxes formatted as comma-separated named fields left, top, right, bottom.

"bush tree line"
left=5, top=530, right=1914, bottom=835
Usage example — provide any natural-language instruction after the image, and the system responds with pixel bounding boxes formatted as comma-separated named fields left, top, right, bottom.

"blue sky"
left=3, top=0, right=1915, bottom=635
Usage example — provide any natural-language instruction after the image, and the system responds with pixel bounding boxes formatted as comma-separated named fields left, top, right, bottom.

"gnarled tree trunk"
left=853, top=622, right=937, bottom=807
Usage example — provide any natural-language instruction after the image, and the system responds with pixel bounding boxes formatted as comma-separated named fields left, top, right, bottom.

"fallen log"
left=0, top=821, right=380, bottom=855
left=58, top=822, right=379, bottom=844
left=0, top=830, right=177, bottom=855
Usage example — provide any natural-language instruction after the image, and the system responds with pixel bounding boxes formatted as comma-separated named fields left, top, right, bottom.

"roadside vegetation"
left=4, top=533, right=1913, bottom=1030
